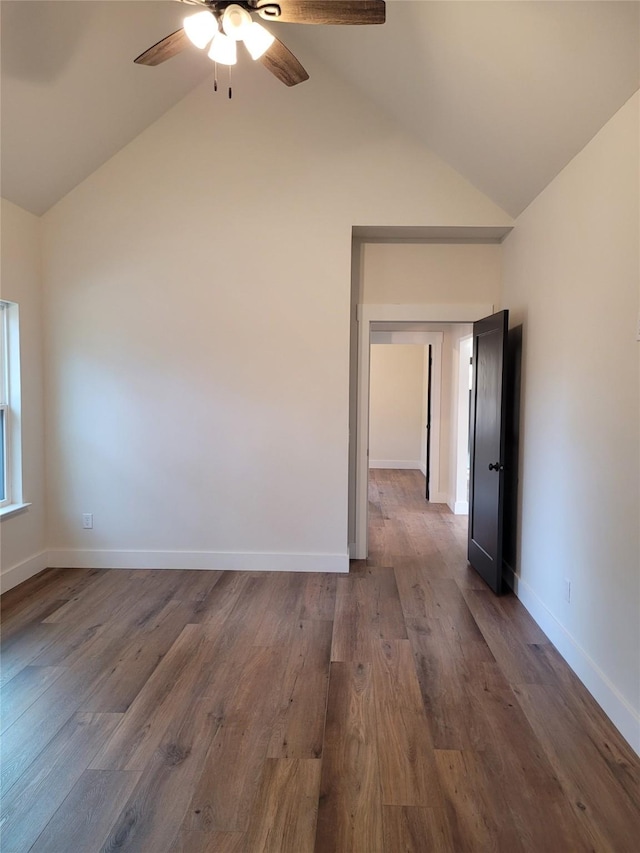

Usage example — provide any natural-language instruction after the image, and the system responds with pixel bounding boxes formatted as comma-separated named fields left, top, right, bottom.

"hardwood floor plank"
left=331, top=577, right=373, bottom=662
left=0, top=620, right=62, bottom=686
left=382, top=805, right=454, bottom=853
left=267, top=619, right=333, bottom=759
left=29, top=769, right=141, bottom=853
left=298, top=573, right=337, bottom=621
left=32, top=570, right=186, bottom=668
left=434, top=749, right=523, bottom=851
left=405, top=615, right=485, bottom=751
left=1, top=596, right=70, bottom=642
left=78, top=599, right=192, bottom=713
left=365, top=566, right=408, bottom=641
left=187, top=646, right=288, bottom=832
left=0, top=712, right=122, bottom=853
left=244, top=759, right=321, bottom=853
left=252, top=573, right=305, bottom=647
left=462, top=676, right=591, bottom=849
left=0, top=664, right=66, bottom=734
left=371, top=639, right=442, bottom=807
left=168, top=570, right=223, bottom=623
left=395, top=568, right=485, bottom=645
left=170, top=831, right=245, bottom=853
left=99, top=698, right=218, bottom=853
left=89, top=624, right=209, bottom=771
left=513, top=682, right=640, bottom=851
left=332, top=566, right=405, bottom=663
left=41, top=568, right=135, bottom=624
left=460, top=587, right=559, bottom=685
left=536, top=642, right=640, bottom=794
left=0, top=568, right=98, bottom=616
left=0, top=666, right=112, bottom=796
left=315, top=661, right=383, bottom=853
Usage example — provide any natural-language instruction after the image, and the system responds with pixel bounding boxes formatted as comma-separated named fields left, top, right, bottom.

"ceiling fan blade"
left=257, top=1, right=385, bottom=25
left=259, top=38, right=309, bottom=86
left=134, top=28, right=191, bottom=66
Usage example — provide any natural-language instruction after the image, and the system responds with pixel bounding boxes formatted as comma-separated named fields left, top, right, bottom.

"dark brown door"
left=425, top=344, right=432, bottom=501
left=468, top=310, right=509, bottom=594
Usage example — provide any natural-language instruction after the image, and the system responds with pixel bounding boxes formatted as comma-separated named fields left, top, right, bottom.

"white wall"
left=359, top=242, right=502, bottom=305
left=41, top=64, right=510, bottom=572
left=502, top=92, right=640, bottom=751
left=0, top=199, right=46, bottom=589
left=369, top=344, right=425, bottom=468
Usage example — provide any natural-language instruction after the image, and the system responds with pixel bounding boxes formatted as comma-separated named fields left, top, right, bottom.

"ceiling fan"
left=134, top=1, right=386, bottom=89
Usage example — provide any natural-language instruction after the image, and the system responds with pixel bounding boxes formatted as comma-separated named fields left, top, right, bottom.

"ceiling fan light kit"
left=184, top=5, right=274, bottom=65
left=208, top=31, right=238, bottom=65
left=183, top=10, right=218, bottom=49
left=134, top=1, right=386, bottom=90
left=221, top=4, right=252, bottom=40
left=243, top=22, right=276, bottom=60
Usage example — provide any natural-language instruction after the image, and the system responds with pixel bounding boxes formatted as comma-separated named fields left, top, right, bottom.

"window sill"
left=0, top=502, right=32, bottom=520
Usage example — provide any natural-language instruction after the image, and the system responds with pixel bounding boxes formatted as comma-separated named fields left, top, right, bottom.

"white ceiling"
left=2, top=1, right=638, bottom=217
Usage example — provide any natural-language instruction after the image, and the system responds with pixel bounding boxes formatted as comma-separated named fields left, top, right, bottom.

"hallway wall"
left=369, top=344, right=425, bottom=469
left=502, top=93, right=640, bottom=751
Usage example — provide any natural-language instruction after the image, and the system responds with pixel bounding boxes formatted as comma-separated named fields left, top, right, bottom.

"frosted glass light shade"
left=243, top=22, right=275, bottom=60
left=184, top=11, right=218, bottom=49
left=222, top=5, right=252, bottom=41
left=208, top=32, right=237, bottom=66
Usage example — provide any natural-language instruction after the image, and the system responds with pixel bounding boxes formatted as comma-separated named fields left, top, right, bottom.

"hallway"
left=358, top=468, right=640, bottom=850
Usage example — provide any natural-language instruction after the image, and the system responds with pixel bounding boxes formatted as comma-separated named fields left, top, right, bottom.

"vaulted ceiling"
left=2, top=1, right=638, bottom=217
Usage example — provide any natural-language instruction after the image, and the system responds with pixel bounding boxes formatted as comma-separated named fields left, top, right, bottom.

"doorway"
left=351, top=303, right=493, bottom=560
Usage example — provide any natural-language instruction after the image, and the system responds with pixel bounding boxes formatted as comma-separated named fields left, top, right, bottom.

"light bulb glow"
left=208, top=32, right=237, bottom=66
left=243, top=22, right=275, bottom=60
left=222, top=4, right=252, bottom=41
left=184, top=11, right=217, bottom=49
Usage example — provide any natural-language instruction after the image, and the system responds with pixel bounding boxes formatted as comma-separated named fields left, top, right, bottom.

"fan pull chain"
left=214, top=62, right=218, bottom=93
left=228, top=65, right=232, bottom=99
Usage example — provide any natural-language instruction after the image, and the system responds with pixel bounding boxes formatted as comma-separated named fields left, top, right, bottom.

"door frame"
left=369, top=330, right=443, bottom=498
left=353, top=303, right=494, bottom=560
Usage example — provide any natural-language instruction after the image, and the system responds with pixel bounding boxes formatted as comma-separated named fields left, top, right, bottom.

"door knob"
left=488, top=462, right=504, bottom=471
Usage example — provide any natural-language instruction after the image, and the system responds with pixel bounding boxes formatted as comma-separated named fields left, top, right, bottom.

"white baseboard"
left=0, top=550, right=49, bottom=593
left=505, top=567, right=640, bottom=756
left=369, top=460, right=422, bottom=470
left=453, top=500, right=469, bottom=515
left=428, top=491, right=448, bottom=505
left=46, top=549, right=349, bottom=574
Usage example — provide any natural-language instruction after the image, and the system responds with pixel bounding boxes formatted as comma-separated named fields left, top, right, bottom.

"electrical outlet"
left=82, top=513, right=93, bottom=529
left=563, top=578, right=571, bottom=604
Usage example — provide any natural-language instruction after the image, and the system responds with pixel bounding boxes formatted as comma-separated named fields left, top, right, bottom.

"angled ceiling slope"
left=279, top=0, right=640, bottom=215
left=1, top=1, right=638, bottom=217
left=1, top=1, right=211, bottom=215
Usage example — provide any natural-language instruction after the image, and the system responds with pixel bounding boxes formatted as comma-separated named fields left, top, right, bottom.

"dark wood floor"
left=1, top=469, right=639, bottom=852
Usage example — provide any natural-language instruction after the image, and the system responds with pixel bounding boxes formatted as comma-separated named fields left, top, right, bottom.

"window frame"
left=0, top=303, right=10, bottom=508
left=0, top=300, right=28, bottom=517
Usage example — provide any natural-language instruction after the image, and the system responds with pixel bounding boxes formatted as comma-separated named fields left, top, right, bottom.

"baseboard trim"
left=369, top=460, right=422, bottom=470
left=506, top=567, right=640, bottom=755
left=0, top=550, right=49, bottom=593
left=428, top=492, right=448, bottom=505
left=453, top=500, right=469, bottom=515
left=46, top=549, right=349, bottom=574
